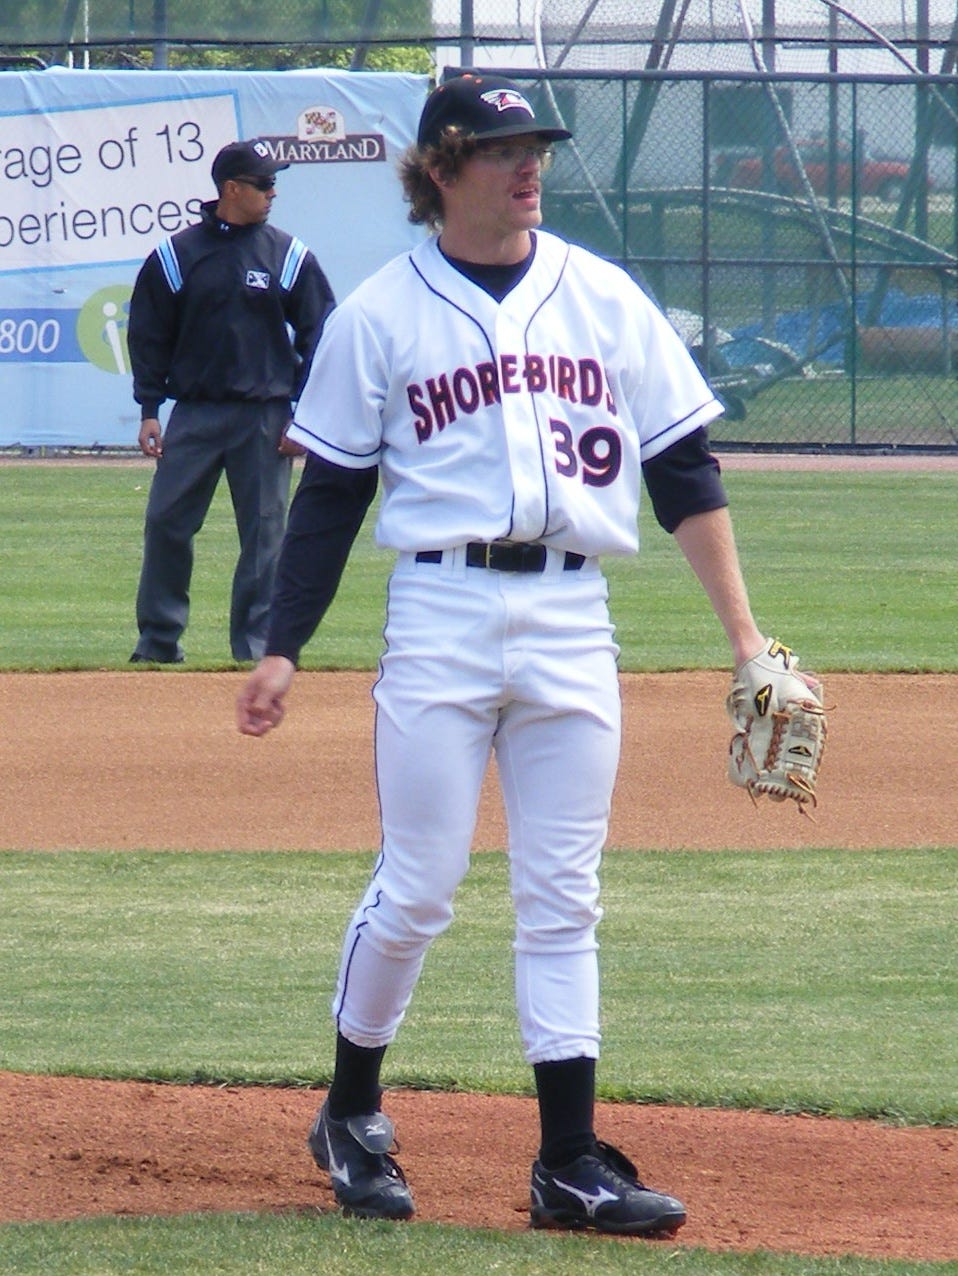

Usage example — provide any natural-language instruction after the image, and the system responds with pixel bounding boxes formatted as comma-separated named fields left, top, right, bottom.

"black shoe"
left=129, top=648, right=184, bottom=664
left=307, top=1101, right=414, bottom=1220
left=530, top=1141, right=686, bottom=1236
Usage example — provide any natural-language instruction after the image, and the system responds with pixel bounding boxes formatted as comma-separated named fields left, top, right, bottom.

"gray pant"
left=133, top=399, right=293, bottom=662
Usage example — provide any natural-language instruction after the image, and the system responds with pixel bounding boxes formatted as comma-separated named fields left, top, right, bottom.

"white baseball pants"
left=332, top=546, right=621, bottom=1064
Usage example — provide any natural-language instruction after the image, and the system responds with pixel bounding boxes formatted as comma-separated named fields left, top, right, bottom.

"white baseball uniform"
left=288, top=228, right=722, bottom=1063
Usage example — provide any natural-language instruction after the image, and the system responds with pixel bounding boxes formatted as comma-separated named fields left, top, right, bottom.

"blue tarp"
left=730, top=289, right=958, bottom=366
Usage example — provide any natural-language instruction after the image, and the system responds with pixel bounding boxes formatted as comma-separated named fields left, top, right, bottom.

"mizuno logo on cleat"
left=554, top=1177, right=620, bottom=1217
left=325, top=1127, right=350, bottom=1186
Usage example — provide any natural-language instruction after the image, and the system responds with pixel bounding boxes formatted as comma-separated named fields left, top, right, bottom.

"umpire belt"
left=415, top=543, right=585, bottom=573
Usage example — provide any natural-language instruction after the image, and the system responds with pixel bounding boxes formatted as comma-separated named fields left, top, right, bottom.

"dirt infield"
left=2, top=669, right=957, bottom=852
left=2, top=668, right=957, bottom=1259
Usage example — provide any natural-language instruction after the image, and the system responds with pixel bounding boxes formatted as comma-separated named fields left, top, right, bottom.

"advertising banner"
left=0, top=68, right=428, bottom=446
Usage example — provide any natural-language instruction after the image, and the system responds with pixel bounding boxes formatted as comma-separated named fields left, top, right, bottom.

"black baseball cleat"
left=129, top=648, right=184, bottom=664
left=307, top=1101, right=414, bottom=1220
left=530, top=1140, right=687, bottom=1236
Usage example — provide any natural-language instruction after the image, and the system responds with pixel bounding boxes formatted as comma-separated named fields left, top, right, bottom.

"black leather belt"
left=415, top=543, right=585, bottom=573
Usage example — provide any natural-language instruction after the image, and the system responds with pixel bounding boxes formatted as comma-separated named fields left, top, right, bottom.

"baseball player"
left=237, top=73, right=777, bottom=1233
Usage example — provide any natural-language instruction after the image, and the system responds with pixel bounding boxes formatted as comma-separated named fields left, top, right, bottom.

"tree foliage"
left=1, top=0, right=435, bottom=69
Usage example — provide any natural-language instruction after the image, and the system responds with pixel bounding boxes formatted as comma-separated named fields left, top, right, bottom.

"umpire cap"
left=417, top=73, right=572, bottom=148
left=211, top=139, right=290, bottom=185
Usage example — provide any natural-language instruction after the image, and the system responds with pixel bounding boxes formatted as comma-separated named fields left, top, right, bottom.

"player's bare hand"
left=237, top=655, right=296, bottom=736
left=138, top=418, right=163, bottom=458
left=278, top=425, right=307, bottom=458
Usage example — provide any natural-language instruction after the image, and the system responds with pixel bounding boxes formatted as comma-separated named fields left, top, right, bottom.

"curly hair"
left=398, top=128, right=483, bottom=231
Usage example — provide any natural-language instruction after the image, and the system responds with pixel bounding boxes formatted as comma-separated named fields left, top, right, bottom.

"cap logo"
left=479, top=89, right=534, bottom=117
left=252, top=141, right=270, bottom=157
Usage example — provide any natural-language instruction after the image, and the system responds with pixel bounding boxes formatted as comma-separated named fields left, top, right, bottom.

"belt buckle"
left=497, top=542, right=544, bottom=572
left=489, top=542, right=525, bottom=571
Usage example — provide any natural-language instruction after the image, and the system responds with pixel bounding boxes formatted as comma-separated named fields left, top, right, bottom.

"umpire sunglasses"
left=231, top=174, right=276, bottom=192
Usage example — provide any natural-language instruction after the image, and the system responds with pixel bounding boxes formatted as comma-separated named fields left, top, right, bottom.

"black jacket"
left=128, top=200, right=335, bottom=419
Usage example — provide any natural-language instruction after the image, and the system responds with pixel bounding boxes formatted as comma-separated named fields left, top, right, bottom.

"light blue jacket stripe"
left=280, top=237, right=307, bottom=291
left=155, top=238, right=183, bottom=293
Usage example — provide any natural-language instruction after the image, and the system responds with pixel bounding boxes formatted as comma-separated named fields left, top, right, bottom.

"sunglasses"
left=474, top=144, right=555, bottom=172
left=231, top=175, right=276, bottom=192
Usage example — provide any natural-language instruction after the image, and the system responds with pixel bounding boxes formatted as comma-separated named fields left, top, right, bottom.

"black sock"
left=534, top=1056, right=598, bottom=1169
left=326, top=1033, right=387, bottom=1120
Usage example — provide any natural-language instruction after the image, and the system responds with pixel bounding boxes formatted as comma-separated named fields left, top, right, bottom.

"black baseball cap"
left=211, top=140, right=290, bottom=186
left=417, top=73, right=573, bottom=148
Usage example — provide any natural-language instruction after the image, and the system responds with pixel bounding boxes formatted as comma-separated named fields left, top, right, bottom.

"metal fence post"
left=153, top=0, right=168, bottom=69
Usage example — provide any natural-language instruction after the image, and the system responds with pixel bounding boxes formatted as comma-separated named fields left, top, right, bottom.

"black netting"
left=532, top=71, right=957, bottom=449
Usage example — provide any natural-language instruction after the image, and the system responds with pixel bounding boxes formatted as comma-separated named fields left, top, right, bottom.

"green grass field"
left=1, top=463, right=955, bottom=672
left=1, top=849, right=954, bottom=1121
left=1, top=462, right=956, bottom=1275
left=707, top=375, right=958, bottom=448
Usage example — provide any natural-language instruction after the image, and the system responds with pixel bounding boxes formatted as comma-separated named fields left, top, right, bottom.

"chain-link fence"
left=3, top=4, right=957, bottom=449
left=3, top=0, right=957, bottom=79
left=522, top=69, right=958, bottom=450
left=2, top=0, right=956, bottom=66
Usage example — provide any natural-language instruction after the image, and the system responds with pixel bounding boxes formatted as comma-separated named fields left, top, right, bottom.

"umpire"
left=128, top=139, right=335, bottom=664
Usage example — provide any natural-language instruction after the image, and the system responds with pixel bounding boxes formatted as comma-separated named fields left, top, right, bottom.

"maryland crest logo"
left=260, top=105, right=385, bottom=165
left=299, top=106, right=345, bottom=141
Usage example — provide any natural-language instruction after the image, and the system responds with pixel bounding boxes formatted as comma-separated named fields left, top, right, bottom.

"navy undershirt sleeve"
left=265, top=453, right=378, bottom=664
left=641, top=427, right=729, bottom=533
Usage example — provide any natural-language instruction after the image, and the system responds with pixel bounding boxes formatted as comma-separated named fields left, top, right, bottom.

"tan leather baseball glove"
left=727, top=639, right=827, bottom=814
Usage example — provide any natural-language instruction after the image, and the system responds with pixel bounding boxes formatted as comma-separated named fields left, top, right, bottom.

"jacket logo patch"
left=246, top=270, right=270, bottom=290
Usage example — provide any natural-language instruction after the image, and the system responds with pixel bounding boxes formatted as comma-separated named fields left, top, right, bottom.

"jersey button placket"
left=495, top=312, right=548, bottom=543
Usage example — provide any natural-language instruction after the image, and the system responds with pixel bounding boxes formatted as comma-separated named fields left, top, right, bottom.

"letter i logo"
left=77, top=285, right=134, bottom=374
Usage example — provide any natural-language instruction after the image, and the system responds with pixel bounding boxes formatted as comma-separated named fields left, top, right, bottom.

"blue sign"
left=0, top=68, right=427, bottom=446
